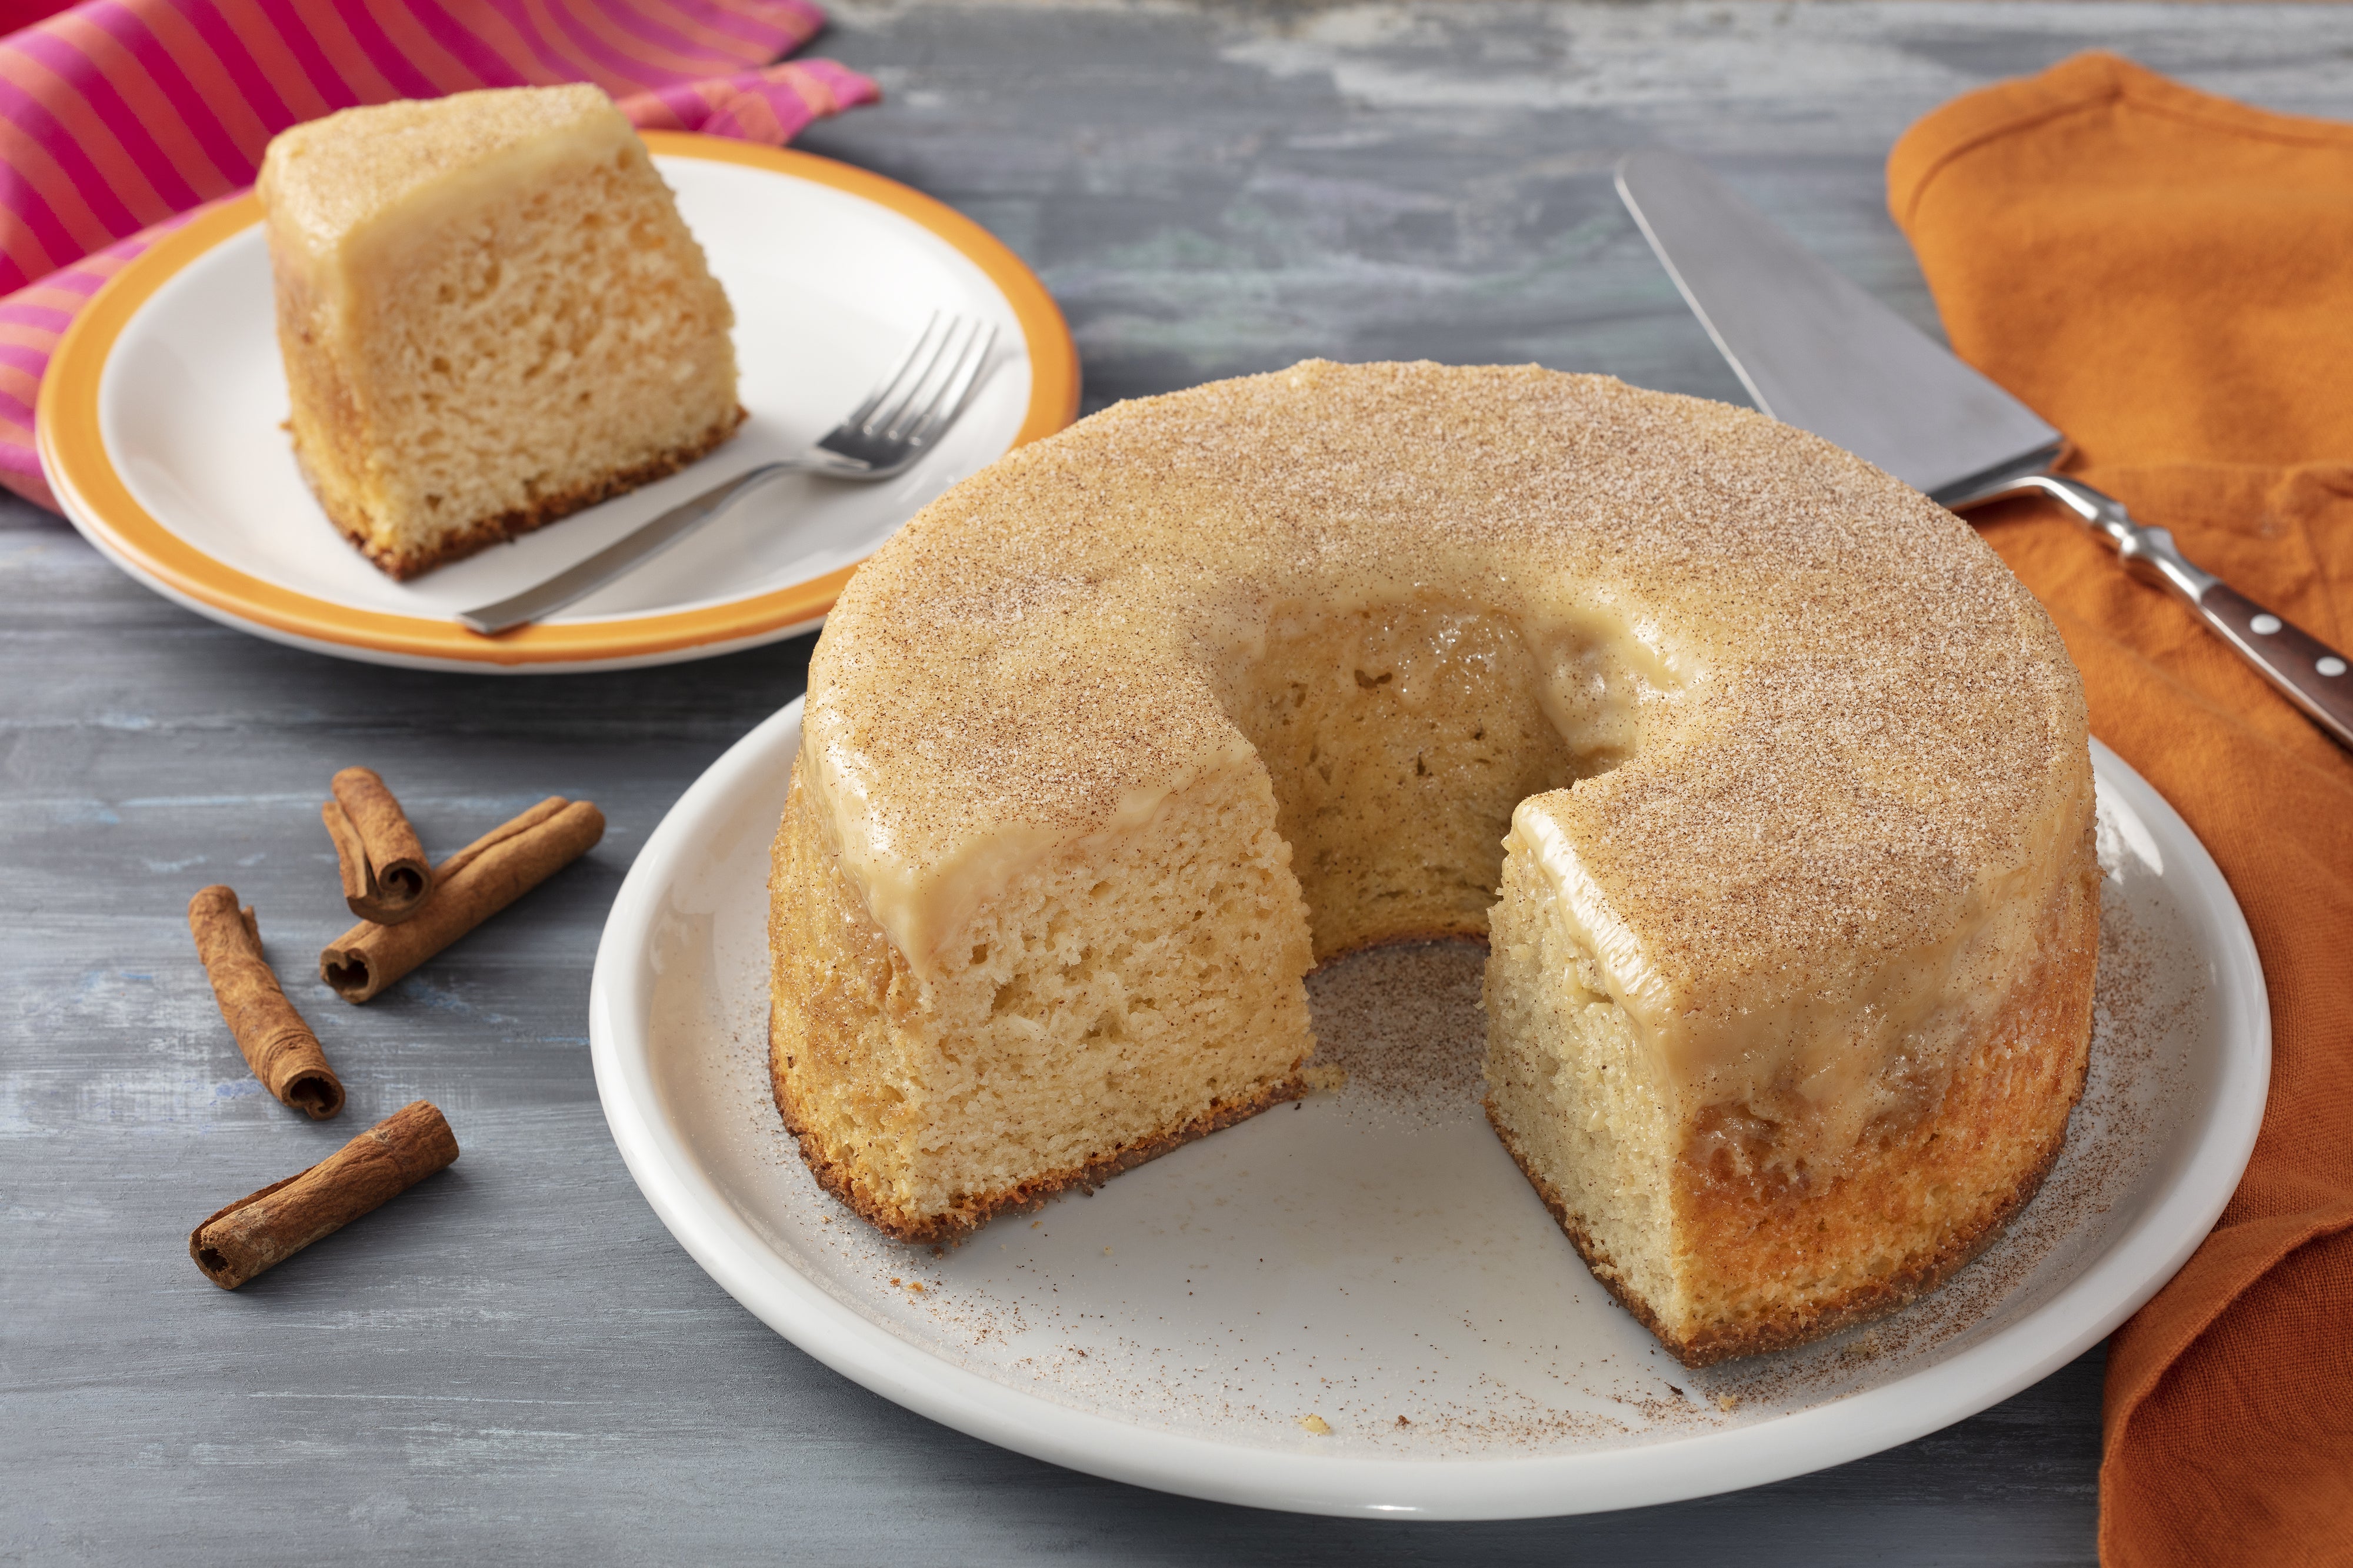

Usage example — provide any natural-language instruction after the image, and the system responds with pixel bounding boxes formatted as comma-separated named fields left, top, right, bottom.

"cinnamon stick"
left=189, top=1100, right=459, bottom=1289
left=188, top=885, right=345, bottom=1120
left=319, top=797, right=604, bottom=1003
left=323, top=766, right=432, bottom=924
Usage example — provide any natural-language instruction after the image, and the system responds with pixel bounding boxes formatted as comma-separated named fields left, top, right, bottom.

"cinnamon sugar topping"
left=801, top=361, right=2090, bottom=1143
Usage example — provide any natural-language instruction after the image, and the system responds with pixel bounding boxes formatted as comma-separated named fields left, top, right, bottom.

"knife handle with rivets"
left=2189, top=582, right=2353, bottom=748
left=1942, top=468, right=2353, bottom=750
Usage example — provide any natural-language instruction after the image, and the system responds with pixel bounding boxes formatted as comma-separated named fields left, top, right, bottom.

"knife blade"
left=1614, top=149, right=2061, bottom=502
left=1613, top=148, right=2353, bottom=750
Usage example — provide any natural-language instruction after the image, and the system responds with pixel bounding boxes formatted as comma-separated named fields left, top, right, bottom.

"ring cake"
left=769, top=361, right=2098, bottom=1365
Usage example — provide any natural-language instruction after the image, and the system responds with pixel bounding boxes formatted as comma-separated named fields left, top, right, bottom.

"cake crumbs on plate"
left=1300, top=1063, right=1349, bottom=1095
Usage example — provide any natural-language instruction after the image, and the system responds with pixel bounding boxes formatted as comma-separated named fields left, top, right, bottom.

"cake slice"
left=258, top=85, right=744, bottom=579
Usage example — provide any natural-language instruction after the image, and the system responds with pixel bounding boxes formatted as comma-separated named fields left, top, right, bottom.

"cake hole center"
left=1215, top=598, right=1655, bottom=963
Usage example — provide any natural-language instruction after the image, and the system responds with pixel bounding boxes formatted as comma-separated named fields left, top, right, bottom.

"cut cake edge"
left=770, top=1042, right=1310, bottom=1249
left=296, top=404, right=747, bottom=582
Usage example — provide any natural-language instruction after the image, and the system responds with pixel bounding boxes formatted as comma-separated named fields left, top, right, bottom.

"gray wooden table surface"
left=7, top=4, right=2342, bottom=1562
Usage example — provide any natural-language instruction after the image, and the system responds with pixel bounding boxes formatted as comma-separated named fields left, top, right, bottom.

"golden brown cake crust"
left=295, top=406, right=745, bottom=581
left=1491, top=903, right=2097, bottom=1366
left=772, top=1056, right=1305, bottom=1247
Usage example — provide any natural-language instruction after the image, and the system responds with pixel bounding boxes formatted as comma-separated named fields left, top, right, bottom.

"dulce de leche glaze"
left=797, top=362, right=2094, bottom=1170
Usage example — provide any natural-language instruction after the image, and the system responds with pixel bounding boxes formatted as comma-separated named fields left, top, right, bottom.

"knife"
left=1614, top=148, right=2353, bottom=750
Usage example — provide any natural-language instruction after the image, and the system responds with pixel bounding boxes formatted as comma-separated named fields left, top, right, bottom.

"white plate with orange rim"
left=38, top=134, right=1079, bottom=673
left=589, top=702, right=2269, bottom=1519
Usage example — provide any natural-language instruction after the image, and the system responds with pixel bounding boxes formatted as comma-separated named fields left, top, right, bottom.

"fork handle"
left=1945, top=468, right=2353, bottom=749
left=456, top=462, right=795, bottom=635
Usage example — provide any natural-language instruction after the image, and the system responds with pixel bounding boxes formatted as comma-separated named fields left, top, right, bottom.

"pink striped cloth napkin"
left=2, top=0, right=879, bottom=512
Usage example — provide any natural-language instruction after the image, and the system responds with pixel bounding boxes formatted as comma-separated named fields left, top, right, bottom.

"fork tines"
left=821, top=312, right=999, bottom=471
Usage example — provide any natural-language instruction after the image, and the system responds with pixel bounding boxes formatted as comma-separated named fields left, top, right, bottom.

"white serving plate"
left=39, top=138, right=1077, bottom=672
left=589, top=702, right=2268, bottom=1518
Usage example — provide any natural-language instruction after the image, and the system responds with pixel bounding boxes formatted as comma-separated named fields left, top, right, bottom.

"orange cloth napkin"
left=1889, top=53, right=2353, bottom=1568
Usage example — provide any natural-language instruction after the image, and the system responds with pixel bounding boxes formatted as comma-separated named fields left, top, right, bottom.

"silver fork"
left=458, top=312, right=999, bottom=635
